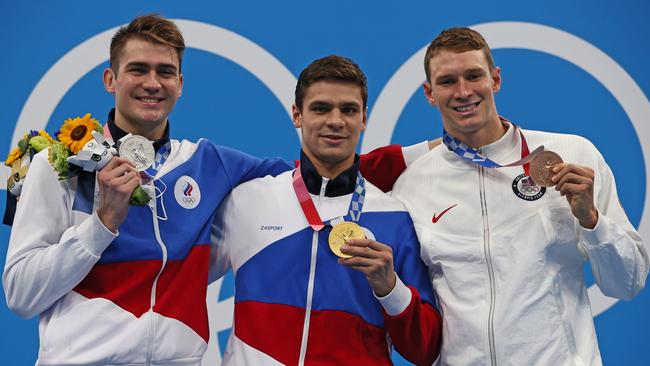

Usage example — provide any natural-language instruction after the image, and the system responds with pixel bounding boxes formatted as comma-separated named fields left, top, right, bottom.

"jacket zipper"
left=297, top=177, right=329, bottom=366
left=146, top=182, right=169, bottom=366
left=478, top=165, right=497, bottom=366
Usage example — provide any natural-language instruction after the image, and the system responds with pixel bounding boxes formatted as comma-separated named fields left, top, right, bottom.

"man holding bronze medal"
left=388, top=27, right=649, bottom=365
left=2, top=14, right=300, bottom=365
left=212, top=55, right=442, bottom=365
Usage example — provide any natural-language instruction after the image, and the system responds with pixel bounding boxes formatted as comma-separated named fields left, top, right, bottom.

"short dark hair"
left=294, top=55, right=368, bottom=110
left=109, top=14, right=185, bottom=73
left=424, top=27, right=495, bottom=82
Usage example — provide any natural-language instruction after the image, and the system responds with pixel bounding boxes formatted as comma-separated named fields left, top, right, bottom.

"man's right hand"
left=96, top=157, right=141, bottom=233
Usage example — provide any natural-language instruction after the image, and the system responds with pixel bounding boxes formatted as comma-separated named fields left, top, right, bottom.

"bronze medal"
left=328, top=221, right=366, bottom=258
left=530, top=150, right=563, bottom=187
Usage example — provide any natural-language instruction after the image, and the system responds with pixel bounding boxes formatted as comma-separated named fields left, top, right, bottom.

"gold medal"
left=530, top=150, right=563, bottom=187
left=328, top=221, right=366, bottom=258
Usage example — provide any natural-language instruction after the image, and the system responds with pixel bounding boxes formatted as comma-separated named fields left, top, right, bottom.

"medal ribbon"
left=442, top=120, right=541, bottom=176
left=292, top=167, right=366, bottom=231
left=145, top=141, right=171, bottom=177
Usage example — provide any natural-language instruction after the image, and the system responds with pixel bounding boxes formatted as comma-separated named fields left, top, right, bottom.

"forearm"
left=580, top=160, right=650, bottom=299
left=379, top=279, right=442, bottom=366
left=3, top=212, right=115, bottom=318
left=580, top=212, right=648, bottom=300
left=3, top=151, right=116, bottom=318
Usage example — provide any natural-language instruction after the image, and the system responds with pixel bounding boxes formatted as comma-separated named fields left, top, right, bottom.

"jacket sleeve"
left=579, top=148, right=649, bottom=300
left=214, top=144, right=293, bottom=188
left=209, top=191, right=235, bottom=284
left=359, top=142, right=429, bottom=193
left=2, top=150, right=117, bottom=319
left=377, top=213, right=442, bottom=366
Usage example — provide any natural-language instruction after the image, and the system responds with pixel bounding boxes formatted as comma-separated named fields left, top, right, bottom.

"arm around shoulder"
left=360, top=141, right=431, bottom=193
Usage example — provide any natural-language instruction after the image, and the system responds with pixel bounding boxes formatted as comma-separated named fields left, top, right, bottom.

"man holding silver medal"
left=2, top=14, right=302, bottom=365
left=386, top=27, right=649, bottom=365
left=212, top=55, right=442, bottom=365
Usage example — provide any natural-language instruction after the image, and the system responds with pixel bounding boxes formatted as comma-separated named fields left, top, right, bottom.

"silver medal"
left=118, top=134, right=155, bottom=171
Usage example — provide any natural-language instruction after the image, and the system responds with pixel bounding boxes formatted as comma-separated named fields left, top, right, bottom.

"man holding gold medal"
left=387, top=28, right=649, bottom=365
left=212, top=55, right=442, bottom=365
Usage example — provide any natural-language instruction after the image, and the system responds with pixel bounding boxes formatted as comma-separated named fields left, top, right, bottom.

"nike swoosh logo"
left=432, top=204, right=458, bottom=223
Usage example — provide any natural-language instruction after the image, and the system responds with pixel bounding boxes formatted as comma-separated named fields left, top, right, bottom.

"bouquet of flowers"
left=5, top=113, right=150, bottom=206
left=5, top=130, right=55, bottom=195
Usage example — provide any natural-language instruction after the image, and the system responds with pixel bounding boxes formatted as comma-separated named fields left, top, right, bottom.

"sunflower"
left=58, top=113, right=102, bottom=154
left=5, top=147, right=22, bottom=167
left=39, top=130, right=55, bottom=144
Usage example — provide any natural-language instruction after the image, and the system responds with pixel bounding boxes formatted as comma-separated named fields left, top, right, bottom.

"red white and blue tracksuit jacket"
left=3, top=115, right=294, bottom=365
left=212, top=153, right=442, bottom=366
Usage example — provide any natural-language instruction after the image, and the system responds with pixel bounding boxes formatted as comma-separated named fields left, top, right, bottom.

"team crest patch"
left=174, top=176, right=201, bottom=209
left=512, top=174, right=546, bottom=201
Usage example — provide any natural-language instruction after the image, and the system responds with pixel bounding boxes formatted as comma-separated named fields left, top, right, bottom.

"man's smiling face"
left=424, top=49, right=501, bottom=142
left=104, top=37, right=183, bottom=139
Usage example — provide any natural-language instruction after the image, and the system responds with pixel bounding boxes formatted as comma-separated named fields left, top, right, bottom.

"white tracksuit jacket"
left=392, top=123, right=648, bottom=366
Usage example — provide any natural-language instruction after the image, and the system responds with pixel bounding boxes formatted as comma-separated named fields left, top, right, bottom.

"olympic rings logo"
left=519, top=185, right=540, bottom=194
left=174, top=176, right=201, bottom=209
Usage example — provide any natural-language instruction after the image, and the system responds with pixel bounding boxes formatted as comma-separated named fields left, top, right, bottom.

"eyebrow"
left=308, top=100, right=361, bottom=108
left=435, top=67, right=486, bottom=80
left=465, top=67, right=486, bottom=74
left=340, top=101, right=362, bottom=108
left=124, top=61, right=178, bottom=71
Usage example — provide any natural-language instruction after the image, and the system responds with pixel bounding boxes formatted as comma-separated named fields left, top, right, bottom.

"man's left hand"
left=551, top=163, right=598, bottom=229
left=339, top=238, right=397, bottom=297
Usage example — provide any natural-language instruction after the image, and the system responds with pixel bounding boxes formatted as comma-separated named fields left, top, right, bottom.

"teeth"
left=139, top=97, right=160, bottom=103
left=453, top=102, right=478, bottom=112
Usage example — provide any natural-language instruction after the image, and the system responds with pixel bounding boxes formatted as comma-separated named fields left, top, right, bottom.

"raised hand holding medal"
left=443, top=119, right=598, bottom=228
left=291, top=166, right=397, bottom=297
left=550, top=158, right=599, bottom=229
left=528, top=148, right=596, bottom=228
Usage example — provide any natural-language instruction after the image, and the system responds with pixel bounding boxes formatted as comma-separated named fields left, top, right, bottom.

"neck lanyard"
left=442, top=122, right=542, bottom=176
left=292, top=167, right=366, bottom=231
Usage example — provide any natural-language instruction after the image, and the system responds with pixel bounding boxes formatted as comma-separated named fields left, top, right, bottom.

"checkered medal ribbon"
left=442, top=125, right=543, bottom=176
left=442, top=130, right=501, bottom=168
left=146, top=141, right=171, bottom=176
left=345, top=172, right=365, bottom=222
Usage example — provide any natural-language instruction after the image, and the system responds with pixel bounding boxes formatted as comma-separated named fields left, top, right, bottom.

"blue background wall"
left=1, top=1, right=649, bottom=364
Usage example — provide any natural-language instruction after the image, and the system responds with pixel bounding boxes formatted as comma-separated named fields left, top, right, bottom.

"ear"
left=103, top=68, right=116, bottom=93
left=292, top=104, right=302, bottom=128
left=423, top=81, right=437, bottom=106
left=177, top=73, right=184, bottom=97
left=491, top=66, right=502, bottom=93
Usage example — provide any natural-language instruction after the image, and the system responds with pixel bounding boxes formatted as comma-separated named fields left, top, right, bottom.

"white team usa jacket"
left=393, top=124, right=648, bottom=366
